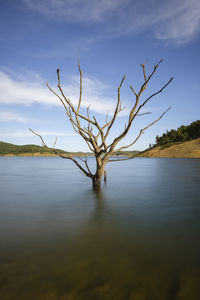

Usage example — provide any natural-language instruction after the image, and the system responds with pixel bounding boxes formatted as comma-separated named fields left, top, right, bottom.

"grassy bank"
left=138, top=138, right=200, bottom=158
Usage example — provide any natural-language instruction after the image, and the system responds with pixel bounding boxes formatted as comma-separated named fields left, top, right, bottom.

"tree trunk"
left=92, top=156, right=104, bottom=191
left=92, top=176, right=102, bottom=191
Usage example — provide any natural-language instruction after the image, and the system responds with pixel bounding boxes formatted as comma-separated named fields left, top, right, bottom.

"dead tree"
left=30, top=59, right=173, bottom=190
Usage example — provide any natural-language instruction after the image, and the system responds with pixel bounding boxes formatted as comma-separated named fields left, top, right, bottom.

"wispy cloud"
left=100, top=0, right=200, bottom=45
left=0, top=69, right=116, bottom=115
left=22, top=0, right=124, bottom=22
left=0, top=130, right=75, bottom=138
left=22, top=0, right=200, bottom=44
left=154, top=0, right=200, bottom=44
left=0, top=110, right=26, bottom=123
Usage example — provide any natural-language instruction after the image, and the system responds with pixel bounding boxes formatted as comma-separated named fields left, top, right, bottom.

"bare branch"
left=77, top=156, right=93, bottom=175
left=56, top=69, right=74, bottom=109
left=53, top=136, right=57, bottom=148
left=137, top=59, right=163, bottom=97
left=93, top=116, right=107, bottom=150
left=142, top=106, right=171, bottom=131
left=78, top=170, right=88, bottom=177
left=114, top=106, right=171, bottom=152
left=130, top=85, right=137, bottom=97
left=85, top=158, right=92, bottom=175
left=137, top=112, right=152, bottom=116
left=140, top=63, right=147, bottom=82
left=29, top=129, right=91, bottom=177
left=55, top=69, right=97, bottom=128
left=86, top=106, right=92, bottom=131
left=108, top=148, right=150, bottom=162
left=108, top=154, right=137, bottom=162
left=120, top=74, right=126, bottom=87
left=29, top=128, right=46, bottom=147
left=104, top=74, right=126, bottom=139
left=85, top=140, right=95, bottom=153
left=46, top=82, right=69, bottom=113
left=134, top=77, right=173, bottom=118
left=77, top=57, right=82, bottom=113
left=47, top=78, right=95, bottom=129
left=128, top=60, right=167, bottom=124
left=77, top=156, right=84, bottom=162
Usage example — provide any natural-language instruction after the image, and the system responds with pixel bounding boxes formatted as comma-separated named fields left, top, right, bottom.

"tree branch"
left=104, top=74, right=126, bottom=139
left=29, top=129, right=91, bottom=177
left=77, top=57, right=82, bottom=113
left=113, top=106, right=171, bottom=152
left=134, top=77, right=173, bottom=118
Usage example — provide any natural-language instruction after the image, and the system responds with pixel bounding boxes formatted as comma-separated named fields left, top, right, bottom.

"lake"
left=0, top=157, right=200, bottom=300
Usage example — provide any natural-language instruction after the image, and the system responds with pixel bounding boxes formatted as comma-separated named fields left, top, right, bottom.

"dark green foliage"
left=0, top=141, right=68, bottom=155
left=0, top=141, right=140, bottom=156
left=0, top=141, right=94, bottom=156
left=155, top=120, right=200, bottom=146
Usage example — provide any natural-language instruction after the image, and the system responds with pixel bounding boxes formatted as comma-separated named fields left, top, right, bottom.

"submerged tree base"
left=92, top=179, right=102, bottom=192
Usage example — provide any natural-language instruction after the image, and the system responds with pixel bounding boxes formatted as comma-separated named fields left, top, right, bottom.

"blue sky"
left=0, top=0, right=200, bottom=151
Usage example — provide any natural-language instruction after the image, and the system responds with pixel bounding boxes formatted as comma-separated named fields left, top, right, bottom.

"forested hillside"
left=155, top=120, right=200, bottom=146
left=0, top=141, right=138, bottom=156
left=0, top=141, right=69, bottom=155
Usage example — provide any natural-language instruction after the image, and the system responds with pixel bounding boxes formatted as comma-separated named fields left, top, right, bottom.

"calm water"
left=0, top=157, right=200, bottom=300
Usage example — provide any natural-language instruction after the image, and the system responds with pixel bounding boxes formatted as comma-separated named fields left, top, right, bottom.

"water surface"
left=0, top=157, right=200, bottom=299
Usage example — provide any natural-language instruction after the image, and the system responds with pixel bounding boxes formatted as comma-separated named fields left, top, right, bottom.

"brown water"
left=0, top=157, right=200, bottom=300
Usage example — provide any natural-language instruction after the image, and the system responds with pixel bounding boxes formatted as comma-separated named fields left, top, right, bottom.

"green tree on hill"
left=155, top=120, right=200, bottom=146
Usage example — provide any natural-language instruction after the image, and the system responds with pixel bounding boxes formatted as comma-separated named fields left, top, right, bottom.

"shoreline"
left=0, top=153, right=90, bottom=157
left=1, top=138, right=200, bottom=159
left=1, top=153, right=199, bottom=158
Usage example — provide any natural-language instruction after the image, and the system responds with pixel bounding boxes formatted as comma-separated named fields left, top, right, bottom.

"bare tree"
left=30, top=59, right=173, bottom=190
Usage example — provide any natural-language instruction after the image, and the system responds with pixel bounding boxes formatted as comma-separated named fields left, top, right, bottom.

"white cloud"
left=0, top=111, right=26, bottom=123
left=22, top=0, right=200, bottom=44
left=0, top=70, right=116, bottom=115
left=0, top=71, right=55, bottom=106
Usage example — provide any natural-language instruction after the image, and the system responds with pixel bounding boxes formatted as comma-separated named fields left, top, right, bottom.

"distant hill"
left=0, top=141, right=140, bottom=157
left=0, top=141, right=138, bottom=157
left=113, top=150, right=140, bottom=156
left=0, top=141, right=91, bottom=156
